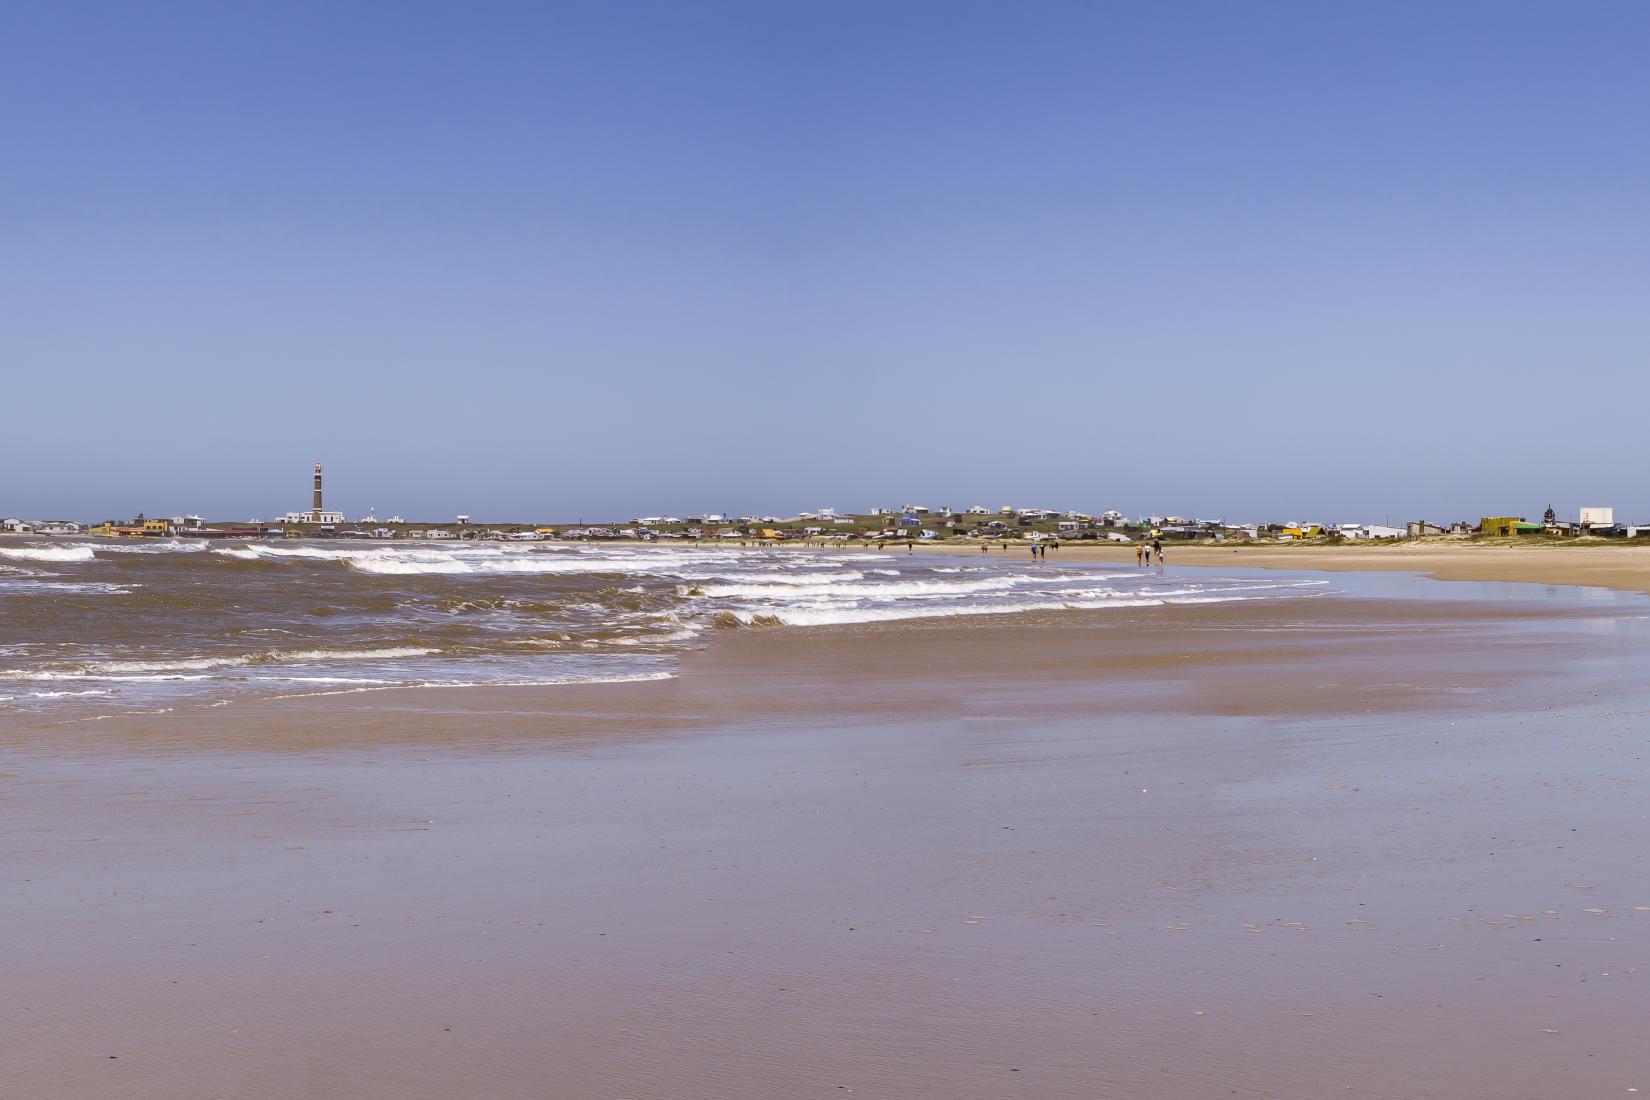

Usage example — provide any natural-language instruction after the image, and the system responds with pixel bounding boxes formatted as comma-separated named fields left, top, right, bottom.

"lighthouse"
left=281, top=463, right=345, bottom=527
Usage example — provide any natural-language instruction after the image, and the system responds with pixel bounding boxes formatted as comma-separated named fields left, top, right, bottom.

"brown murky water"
left=0, top=537, right=1326, bottom=723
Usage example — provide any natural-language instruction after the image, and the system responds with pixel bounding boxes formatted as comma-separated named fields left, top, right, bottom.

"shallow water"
left=0, top=538, right=1329, bottom=719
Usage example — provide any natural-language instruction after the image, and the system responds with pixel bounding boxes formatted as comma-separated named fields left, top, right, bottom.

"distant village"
left=5, top=500, right=1648, bottom=545
left=5, top=463, right=1647, bottom=544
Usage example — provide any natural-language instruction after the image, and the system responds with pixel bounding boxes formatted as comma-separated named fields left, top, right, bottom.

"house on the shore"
left=1479, top=516, right=1541, bottom=537
left=1580, top=507, right=1616, bottom=533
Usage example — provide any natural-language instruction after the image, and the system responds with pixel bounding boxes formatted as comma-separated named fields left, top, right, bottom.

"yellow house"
left=1281, top=525, right=1322, bottom=539
left=1479, top=516, right=1541, bottom=537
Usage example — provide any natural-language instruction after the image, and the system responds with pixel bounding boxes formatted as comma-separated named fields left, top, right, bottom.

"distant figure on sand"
left=1136, top=543, right=1144, bottom=567
left=1153, top=538, right=1163, bottom=566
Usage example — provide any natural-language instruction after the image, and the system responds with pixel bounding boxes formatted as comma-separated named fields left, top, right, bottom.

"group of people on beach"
left=967, top=537, right=1164, bottom=565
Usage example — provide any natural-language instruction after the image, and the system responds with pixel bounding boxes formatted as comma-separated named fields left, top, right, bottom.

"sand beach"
left=5, top=566, right=1650, bottom=1098
left=891, top=537, right=1650, bottom=596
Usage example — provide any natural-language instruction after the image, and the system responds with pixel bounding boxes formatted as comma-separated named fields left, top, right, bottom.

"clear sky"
left=3, top=1, right=1646, bottom=524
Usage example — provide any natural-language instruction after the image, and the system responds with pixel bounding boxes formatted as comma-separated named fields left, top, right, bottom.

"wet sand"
left=5, top=586, right=1650, bottom=1097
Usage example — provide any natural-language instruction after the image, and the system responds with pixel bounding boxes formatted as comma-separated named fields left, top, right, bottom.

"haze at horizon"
left=3, top=1, right=1646, bottom=524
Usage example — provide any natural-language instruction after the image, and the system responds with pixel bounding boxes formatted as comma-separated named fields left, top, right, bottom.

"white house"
left=1580, top=506, right=1615, bottom=528
left=281, top=509, right=345, bottom=525
left=1, top=518, right=35, bottom=533
left=966, top=505, right=989, bottom=515
left=1339, top=523, right=1403, bottom=539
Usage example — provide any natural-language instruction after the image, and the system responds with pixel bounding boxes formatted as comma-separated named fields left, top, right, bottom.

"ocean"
left=0, top=538, right=1327, bottom=720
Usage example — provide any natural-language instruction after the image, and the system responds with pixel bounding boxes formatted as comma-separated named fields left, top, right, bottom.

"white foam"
left=684, top=576, right=1025, bottom=600
left=260, top=669, right=677, bottom=702
left=0, top=545, right=95, bottom=562
left=93, top=539, right=208, bottom=554
left=723, top=593, right=1268, bottom=627
left=251, top=675, right=401, bottom=686
left=4, top=646, right=440, bottom=681
left=0, top=581, right=135, bottom=595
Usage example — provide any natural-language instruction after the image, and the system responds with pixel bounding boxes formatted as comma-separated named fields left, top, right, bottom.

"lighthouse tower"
left=311, top=463, right=324, bottom=524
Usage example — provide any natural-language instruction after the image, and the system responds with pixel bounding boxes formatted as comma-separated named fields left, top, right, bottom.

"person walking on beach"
left=1136, top=543, right=1144, bottom=567
left=1152, top=538, right=1163, bottom=566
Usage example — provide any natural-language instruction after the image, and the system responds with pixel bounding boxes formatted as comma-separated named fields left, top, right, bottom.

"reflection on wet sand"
left=3, top=584, right=1649, bottom=1098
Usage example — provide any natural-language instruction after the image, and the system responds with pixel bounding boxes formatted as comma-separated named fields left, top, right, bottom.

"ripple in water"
left=0, top=539, right=1328, bottom=718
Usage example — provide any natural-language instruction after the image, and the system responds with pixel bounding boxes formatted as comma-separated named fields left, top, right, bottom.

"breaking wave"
left=0, top=539, right=1331, bottom=719
left=0, top=545, right=96, bottom=562
left=6, top=646, right=440, bottom=681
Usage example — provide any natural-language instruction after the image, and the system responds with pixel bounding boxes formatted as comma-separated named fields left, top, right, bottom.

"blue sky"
left=3, top=1, right=1646, bottom=523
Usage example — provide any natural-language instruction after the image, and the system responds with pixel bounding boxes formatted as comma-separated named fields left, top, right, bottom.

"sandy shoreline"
left=0, top=594, right=1586, bottom=750
left=7, top=582, right=1650, bottom=1098
left=15, top=529, right=1650, bottom=594
left=823, top=537, right=1650, bottom=595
